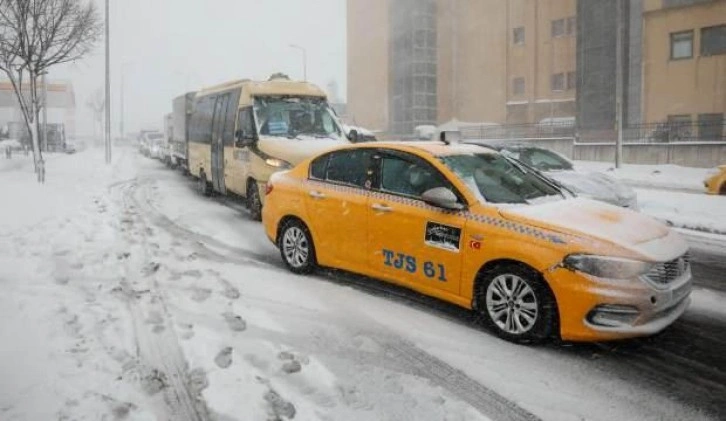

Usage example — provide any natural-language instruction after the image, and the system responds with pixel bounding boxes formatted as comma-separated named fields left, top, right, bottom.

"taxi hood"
left=498, top=198, right=687, bottom=261
left=258, top=137, right=347, bottom=165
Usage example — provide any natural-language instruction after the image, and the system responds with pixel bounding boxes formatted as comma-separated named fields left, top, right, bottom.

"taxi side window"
left=324, top=150, right=374, bottom=188
left=309, top=155, right=328, bottom=180
left=379, top=154, right=451, bottom=198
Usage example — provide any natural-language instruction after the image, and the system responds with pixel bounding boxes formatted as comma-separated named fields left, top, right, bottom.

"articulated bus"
left=187, top=74, right=350, bottom=220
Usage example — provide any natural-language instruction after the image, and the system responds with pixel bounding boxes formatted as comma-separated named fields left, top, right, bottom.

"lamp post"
left=289, top=44, right=307, bottom=81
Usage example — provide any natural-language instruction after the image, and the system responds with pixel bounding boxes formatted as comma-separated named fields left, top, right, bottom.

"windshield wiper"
left=504, top=156, right=569, bottom=199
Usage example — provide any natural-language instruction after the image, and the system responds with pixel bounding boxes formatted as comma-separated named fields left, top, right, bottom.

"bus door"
left=211, top=94, right=230, bottom=194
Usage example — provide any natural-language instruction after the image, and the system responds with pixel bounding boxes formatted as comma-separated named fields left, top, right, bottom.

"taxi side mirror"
left=421, top=187, right=464, bottom=211
left=347, top=129, right=359, bottom=143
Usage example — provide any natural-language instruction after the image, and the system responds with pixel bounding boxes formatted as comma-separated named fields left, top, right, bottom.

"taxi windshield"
left=254, top=96, right=343, bottom=140
left=440, top=153, right=564, bottom=204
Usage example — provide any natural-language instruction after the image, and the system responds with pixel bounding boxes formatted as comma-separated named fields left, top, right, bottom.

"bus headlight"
left=265, top=158, right=292, bottom=169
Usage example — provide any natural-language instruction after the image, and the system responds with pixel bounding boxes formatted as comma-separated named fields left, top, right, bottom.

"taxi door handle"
left=308, top=190, right=326, bottom=199
left=371, top=203, right=393, bottom=213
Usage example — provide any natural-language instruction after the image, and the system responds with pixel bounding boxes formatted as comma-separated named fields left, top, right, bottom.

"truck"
left=170, top=92, right=196, bottom=172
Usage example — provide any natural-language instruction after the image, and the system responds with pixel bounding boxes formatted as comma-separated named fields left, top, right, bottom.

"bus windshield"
left=254, top=96, right=343, bottom=140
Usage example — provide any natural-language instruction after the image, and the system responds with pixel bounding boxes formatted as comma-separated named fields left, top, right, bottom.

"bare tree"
left=85, top=87, right=103, bottom=139
left=0, top=0, right=102, bottom=181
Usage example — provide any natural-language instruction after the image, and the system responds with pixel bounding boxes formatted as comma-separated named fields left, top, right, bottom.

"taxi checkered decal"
left=303, top=180, right=567, bottom=244
left=465, top=213, right=567, bottom=244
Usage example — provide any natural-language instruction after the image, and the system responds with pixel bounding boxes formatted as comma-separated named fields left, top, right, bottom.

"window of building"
left=701, top=25, right=726, bottom=56
left=513, top=27, right=525, bottom=45
left=551, top=19, right=565, bottom=38
left=566, top=71, right=576, bottom=90
left=512, top=77, right=525, bottom=95
left=566, top=16, right=576, bottom=35
left=698, top=113, right=724, bottom=140
left=551, top=73, right=565, bottom=91
left=670, top=30, right=693, bottom=60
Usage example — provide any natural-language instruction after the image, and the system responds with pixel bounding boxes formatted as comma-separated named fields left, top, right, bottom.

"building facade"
left=347, top=0, right=725, bottom=138
left=642, top=0, right=726, bottom=139
left=0, top=80, right=77, bottom=140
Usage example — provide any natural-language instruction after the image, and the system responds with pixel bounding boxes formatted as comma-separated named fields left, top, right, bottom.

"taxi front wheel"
left=475, top=263, right=557, bottom=344
left=278, top=219, right=317, bottom=274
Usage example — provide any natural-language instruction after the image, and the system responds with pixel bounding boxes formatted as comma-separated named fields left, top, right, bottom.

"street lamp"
left=289, top=44, right=307, bottom=81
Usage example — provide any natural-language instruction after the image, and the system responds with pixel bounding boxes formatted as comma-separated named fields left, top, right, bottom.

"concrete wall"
left=572, top=142, right=726, bottom=167
left=520, top=137, right=726, bottom=167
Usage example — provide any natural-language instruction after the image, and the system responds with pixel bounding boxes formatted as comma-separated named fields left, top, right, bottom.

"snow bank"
left=575, top=161, right=711, bottom=192
left=635, top=188, right=726, bottom=235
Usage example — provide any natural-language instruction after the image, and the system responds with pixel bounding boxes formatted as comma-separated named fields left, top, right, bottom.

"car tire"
left=720, top=183, right=726, bottom=196
left=247, top=181, right=262, bottom=221
left=474, top=263, right=557, bottom=344
left=198, top=171, right=211, bottom=197
left=278, top=219, right=316, bottom=274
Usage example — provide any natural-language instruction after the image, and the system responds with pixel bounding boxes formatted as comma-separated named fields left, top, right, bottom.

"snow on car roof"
left=335, top=141, right=497, bottom=157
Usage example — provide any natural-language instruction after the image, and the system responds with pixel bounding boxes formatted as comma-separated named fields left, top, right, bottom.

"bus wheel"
left=247, top=181, right=262, bottom=221
left=198, top=171, right=211, bottom=197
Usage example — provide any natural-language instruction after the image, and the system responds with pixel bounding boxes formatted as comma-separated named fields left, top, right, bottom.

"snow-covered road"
left=1, top=148, right=725, bottom=421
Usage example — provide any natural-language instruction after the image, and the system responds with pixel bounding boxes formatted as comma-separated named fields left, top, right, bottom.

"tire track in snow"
left=111, top=179, right=209, bottom=421
left=130, top=174, right=541, bottom=421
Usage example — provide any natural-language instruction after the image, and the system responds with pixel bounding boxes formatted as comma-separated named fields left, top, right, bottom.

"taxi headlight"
left=563, top=254, right=655, bottom=279
left=265, top=158, right=292, bottom=169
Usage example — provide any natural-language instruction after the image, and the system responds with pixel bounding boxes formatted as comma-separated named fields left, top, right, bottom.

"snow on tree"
left=0, top=0, right=101, bottom=181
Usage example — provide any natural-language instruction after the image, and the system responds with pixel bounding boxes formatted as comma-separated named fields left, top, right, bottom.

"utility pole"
left=615, top=0, right=624, bottom=169
left=104, top=0, right=111, bottom=163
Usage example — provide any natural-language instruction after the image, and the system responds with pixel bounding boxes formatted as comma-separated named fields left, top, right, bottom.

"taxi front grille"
left=644, top=254, right=690, bottom=286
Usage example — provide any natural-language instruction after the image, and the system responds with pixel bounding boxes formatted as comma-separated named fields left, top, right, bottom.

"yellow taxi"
left=262, top=141, right=692, bottom=343
left=704, top=166, right=726, bottom=195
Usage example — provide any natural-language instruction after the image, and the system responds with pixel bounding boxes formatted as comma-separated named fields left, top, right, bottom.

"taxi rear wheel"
left=475, top=263, right=556, bottom=344
left=278, top=219, right=316, bottom=274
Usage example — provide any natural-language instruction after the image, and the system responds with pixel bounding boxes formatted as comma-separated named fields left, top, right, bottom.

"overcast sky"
left=52, top=0, right=347, bottom=136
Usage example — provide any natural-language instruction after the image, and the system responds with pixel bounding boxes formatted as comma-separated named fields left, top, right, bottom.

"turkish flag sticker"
left=469, top=240, right=482, bottom=250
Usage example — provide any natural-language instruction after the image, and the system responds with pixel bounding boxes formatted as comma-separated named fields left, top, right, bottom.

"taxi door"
left=367, top=150, right=465, bottom=297
left=302, top=149, right=374, bottom=271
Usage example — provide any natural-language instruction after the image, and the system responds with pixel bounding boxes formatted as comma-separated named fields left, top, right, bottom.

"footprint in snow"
left=264, top=389, right=296, bottom=420
left=188, top=368, right=209, bottom=394
left=141, top=262, right=160, bottom=276
left=222, top=312, right=247, bottom=332
left=222, top=285, right=241, bottom=300
left=191, top=287, right=212, bottom=302
left=214, top=347, right=233, bottom=369
left=278, top=352, right=303, bottom=374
